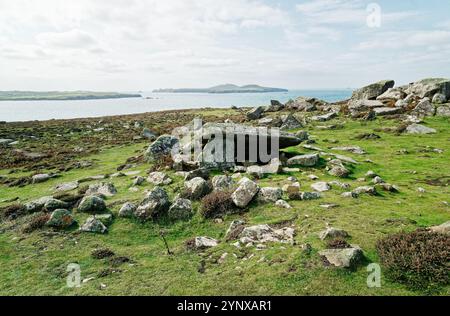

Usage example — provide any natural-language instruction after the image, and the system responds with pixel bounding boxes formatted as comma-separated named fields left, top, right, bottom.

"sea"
left=0, top=90, right=352, bottom=122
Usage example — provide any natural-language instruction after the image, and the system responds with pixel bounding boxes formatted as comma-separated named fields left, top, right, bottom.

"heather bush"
left=22, top=213, right=50, bottom=233
left=200, top=191, right=235, bottom=219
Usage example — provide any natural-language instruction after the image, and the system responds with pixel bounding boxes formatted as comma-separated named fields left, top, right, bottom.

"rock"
left=212, top=175, right=235, bottom=192
left=349, top=100, right=385, bottom=112
left=168, top=198, right=193, bottom=221
left=373, top=107, right=402, bottom=116
left=353, top=186, right=377, bottom=196
left=429, top=221, right=450, bottom=235
left=118, top=202, right=136, bottom=218
left=327, top=159, right=350, bottom=178
left=352, top=80, right=395, bottom=100
left=372, top=176, right=384, bottom=184
left=142, top=128, right=157, bottom=140
left=31, top=174, right=51, bottom=184
left=90, top=214, right=113, bottom=226
left=257, top=187, right=283, bottom=203
left=432, top=93, right=447, bottom=104
left=80, top=217, right=108, bottom=234
left=85, top=182, right=117, bottom=197
left=132, top=176, right=145, bottom=186
left=225, top=220, right=246, bottom=240
left=331, top=146, right=366, bottom=155
left=319, top=246, right=363, bottom=268
left=25, top=196, right=53, bottom=213
left=46, top=209, right=75, bottom=229
left=147, top=172, right=172, bottom=185
left=44, top=199, right=69, bottom=212
left=135, top=187, right=170, bottom=220
left=395, top=99, right=409, bottom=108
left=287, top=153, right=319, bottom=167
left=266, top=100, right=284, bottom=112
left=376, top=88, right=406, bottom=101
left=404, top=78, right=450, bottom=99
left=191, top=237, right=219, bottom=250
left=319, top=227, right=349, bottom=240
left=329, top=181, right=350, bottom=190
left=246, top=106, right=265, bottom=120
left=78, top=195, right=107, bottom=213
left=275, top=200, right=292, bottom=209
left=184, top=177, right=210, bottom=200
left=413, top=98, right=435, bottom=116
left=365, top=170, right=378, bottom=178
left=0, top=139, right=14, bottom=147
left=405, top=124, right=437, bottom=134
left=301, top=192, right=321, bottom=200
left=295, top=130, right=309, bottom=142
left=53, top=181, right=79, bottom=193
left=239, top=224, right=295, bottom=244
left=436, top=106, right=450, bottom=117
left=312, top=112, right=337, bottom=122
left=341, top=192, right=358, bottom=198
left=376, top=183, right=399, bottom=193
left=231, top=177, right=259, bottom=208
left=185, top=168, right=210, bottom=181
left=247, top=158, right=282, bottom=177
left=280, top=114, right=303, bottom=130
left=286, top=96, right=323, bottom=111
left=258, top=117, right=279, bottom=127
left=145, top=135, right=179, bottom=162
left=311, top=182, right=331, bottom=192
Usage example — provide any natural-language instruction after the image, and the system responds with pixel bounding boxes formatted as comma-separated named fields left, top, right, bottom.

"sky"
left=1, top=0, right=450, bottom=91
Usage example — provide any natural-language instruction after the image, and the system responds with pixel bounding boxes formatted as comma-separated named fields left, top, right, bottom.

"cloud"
left=36, top=29, right=97, bottom=48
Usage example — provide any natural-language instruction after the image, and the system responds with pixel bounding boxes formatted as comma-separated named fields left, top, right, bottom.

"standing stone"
left=231, top=177, right=259, bottom=208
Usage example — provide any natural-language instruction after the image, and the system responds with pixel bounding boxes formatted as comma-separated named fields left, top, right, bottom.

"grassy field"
left=0, top=110, right=449, bottom=296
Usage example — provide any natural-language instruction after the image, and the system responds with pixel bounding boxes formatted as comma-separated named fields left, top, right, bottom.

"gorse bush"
left=376, top=230, right=450, bottom=290
left=200, top=191, right=235, bottom=219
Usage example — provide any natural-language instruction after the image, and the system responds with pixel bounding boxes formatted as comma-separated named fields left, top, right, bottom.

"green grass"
left=0, top=115, right=449, bottom=296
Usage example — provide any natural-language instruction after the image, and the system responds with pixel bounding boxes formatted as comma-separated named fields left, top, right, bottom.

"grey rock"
left=327, top=159, right=350, bottom=178
left=319, top=246, right=363, bottom=268
left=301, top=192, right=321, bottom=200
left=132, top=176, right=146, bottom=186
left=46, top=209, right=75, bottom=229
left=25, top=196, right=53, bottom=213
left=376, top=88, right=406, bottom=101
left=373, top=107, right=402, bottom=116
left=119, top=202, right=137, bottom=218
left=319, top=227, right=349, bottom=240
left=0, top=139, right=14, bottom=147
left=53, top=181, right=79, bottom=193
left=353, top=186, right=377, bottom=196
left=212, top=175, right=235, bottom=192
left=280, top=114, right=303, bottom=130
left=191, top=237, right=219, bottom=250
left=341, top=192, right=358, bottom=198
left=145, top=135, right=179, bottom=162
left=78, top=195, right=107, bottom=213
left=80, top=217, right=108, bottom=234
left=184, top=177, right=210, bottom=200
left=90, top=213, right=113, bottom=226
left=44, top=198, right=69, bottom=212
left=405, top=124, right=437, bottom=134
left=432, top=93, right=447, bottom=104
left=135, top=187, right=170, bottom=220
left=295, top=130, right=309, bottom=142
left=246, top=106, right=265, bottom=120
left=436, top=106, right=450, bottom=117
left=413, top=98, right=436, bottom=116
left=185, top=168, right=210, bottom=181
left=312, top=112, right=337, bottom=122
left=225, top=220, right=246, bottom=240
left=231, top=177, right=259, bottom=208
left=168, top=198, right=193, bottom=221
left=275, top=200, right=292, bottom=209
left=85, top=182, right=117, bottom=197
left=404, top=78, right=450, bottom=99
left=287, top=153, right=319, bottom=167
left=247, top=158, right=282, bottom=177
left=311, top=182, right=331, bottom=192
left=352, top=80, right=395, bottom=100
left=32, top=174, right=51, bottom=184
left=257, top=187, right=283, bottom=203
left=142, top=128, right=157, bottom=140
left=429, top=221, right=450, bottom=235
left=147, top=172, right=172, bottom=185
left=331, top=146, right=366, bottom=155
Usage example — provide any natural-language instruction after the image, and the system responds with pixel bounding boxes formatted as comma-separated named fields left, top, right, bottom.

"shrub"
left=200, top=191, right=235, bottom=219
left=22, top=213, right=50, bottom=233
left=327, top=238, right=351, bottom=249
left=149, top=154, right=174, bottom=172
left=0, top=203, right=26, bottom=221
left=376, top=230, right=450, bottom=290
left=91, top=248, right=115, bottom=259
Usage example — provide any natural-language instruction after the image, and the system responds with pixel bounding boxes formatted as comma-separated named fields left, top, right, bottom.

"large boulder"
left=212, top=175, right=235, bottom=192
left=319, top=246, right=363, bottom=269
left=432, top=93, right=447, bottom=104
left=280, top=114, right=303, bottom=130
left=46, top=209, right=75, bottom=229
left=436, top=106, right=450, bottom=117
left=118, top=202, right=137, bottom=218
left=184, top=177, right=210, bottom=200
left=231, top=177, right=259, bottom=208
left=287, top=153, right=319, bottom=167
left=85, top=182, right=117, bottom=197
left=147, top=172, right=172, bottom=185
left=412, top=98, right=436, bottom=116
left=44, top=199, right=69, bottom=212
left=135, top=187, right=170, bottom=221
left=25, top=196, right=53, bottom=213
left=79, top=217, right=108, bottom=234
left=246, top=106, right=265, bottom=120
left=78, top=195, right=107, bottom=213
left=405, top=124, right=437, bottom=134
left=145, top=135, right=179, bottom=162
left=404, top=78, right=450, bottom=99
left=352, top=80, right=395, bottom=100
left=257, top=187, right=283, bottom=203
left=168, top=198, right=193, bottom=221
left=376, top=88, right=406, bottom=102
left=327, top=159, right=350, bottom=178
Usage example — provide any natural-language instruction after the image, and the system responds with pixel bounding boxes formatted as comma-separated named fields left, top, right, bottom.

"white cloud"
left=36, top=29, right=97, bottom=48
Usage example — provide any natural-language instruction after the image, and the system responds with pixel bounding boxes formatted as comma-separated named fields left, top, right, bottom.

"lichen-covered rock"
left=168, top=198, right=193, bottom=221
left=44, top=198, right=69, bottom=212
left=85, top=182, right=117, bottom=197
left=135, top=187, right=170, bottom=221
left=147, top=172, right=172, bottom=185
left=287, top=153, right=319, bottom=167
left=301, top=192, right=321, bottom=200
left=413, top=98, right=436, bottom=116
left=46, top=209, right=75, bottom=229
left=211, top=175, right=234, bottom=192
left=319, top=227, right=349, bottom=240
left=280, top=114, right=303, bottom=130
left=239, top=224, right=295, bottom=244
left=145, top=135, right=179, bottom=162
left=404, top=78, right=450, bottom=99
left=79, top=217, right=108, bottom=234
left=311, top=182, right=331, bottom=192
left=25, top=196, right=53, bottom=213
left=231, top=177, right=259, bottom=208
left=184, top=177, right=210, bottom=200
left=352, top=186, right=377, bottom=196
left=53, top=181, right=79, bottom=193
left=405, top=124, right=437, bottom=134
left=132, top=176, right=145, bottom=186
left=78, top=195, right=107, bottom=213
left=319, top=246, right=363, bottom=268
left=118, top=202, right=136, bottom=218
left=257, top=187, right=283, bottom=203
left=352, top=80, right=395, bottom=100
left=327, top=159, right=350, bottom=178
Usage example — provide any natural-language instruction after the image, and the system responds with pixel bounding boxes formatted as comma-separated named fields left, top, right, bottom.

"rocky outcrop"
left=352, top=80, right=395, bottom=100
left=404, top=78, right=450, bottom=99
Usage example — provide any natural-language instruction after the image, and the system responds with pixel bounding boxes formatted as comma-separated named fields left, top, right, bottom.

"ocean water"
left=0, top=90, right=352, bottom=122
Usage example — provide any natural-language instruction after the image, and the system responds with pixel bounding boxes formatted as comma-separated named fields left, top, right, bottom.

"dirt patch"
left=91, top=248, right=116, bottom=259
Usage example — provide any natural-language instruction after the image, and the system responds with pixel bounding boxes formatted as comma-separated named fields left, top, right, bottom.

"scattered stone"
left=373, top=107, right=402, bottom=116
left=142, top=128, right=157, bottom=140
left=145, top=135, right=179, bottom=162
left=132, top=176, right=145, bottom=186
left=118, top=202, right=136, bottom=218
left=185, top=168, right=210, bottom=181
left=147, top=172, right=172, bottom=186
left=90, top=214, right=113, bottom=226
left=429, top=221, right=450, bottom=235
left=184, top=177, right=210, bottom=200
left=0, top=139, right=14, bottom=147
left=365, top=170, right=378, bottom=178
left=25, top=196, right=53, bottom=213
left=329, top=181, right=351, bottom=190
left=275, top=200, right=292, bottom=209
left=327, top=159, right=350, bottom=178
left=308, top=174, right=319, bottom=180
left=353, top=186, right=377, bottom=196
left=405, top=124, right=437, bottom=134
left=319, top=246, right=363, bottom=268
left=436, top=106, right=450, bottom=117
left=189, top=237, right=219, bottom=250
left=319, top=227, right=349, bottom=240
left=53, top=181, right=79, bottom=193
left=44, top=198, right=69, bottom=212
left=212, top=175, right=234, bottom=192
left=311, top=182, right=331, bottom=192
left=376, top=183, right=399, bottom=193
left=417, top=187, right=426, bottom=193
left=372, top=176, right=384, bottom=184
left=257, top=187, right=283, bottom=203
left=413, top=98, right=435, bottom=116
left=78, top=195, right=107, bottom=213
left=287, top=153, right=319, bottom=167
left=168, top=198, right=193, bottom=221
left=231, top=177, right=259, bottom=208
left=312, top=112, right=337, bottom=122
left=80, top=217, right=108, bottom=234
left=85, top=182, right=117, bottom=197
left=135, top=187, right=170, bottom=220
left=280, top=114, right=303, bottom=130
left=239, top=224, right=294, bottom=244
left=331, top=146, right=366, bottom=155
left=247, top=158, right=282, bottom=177
left=31, top=174, right=51, bottom=184
left=46, top=209, right=75, bottom=229
left=301, top=192, right=321, bottom=200
left=320, top=204, right=338, bottom=209
left=283, top=168, right=300, bottom=173
left=247, top=106, right=265, bottom=120
left=341, top=192, right=358, bottom=198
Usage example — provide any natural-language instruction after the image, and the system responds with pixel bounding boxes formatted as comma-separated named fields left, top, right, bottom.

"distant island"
left=153, top=84, right=288, bottom=94
left=0, top=91, right=142, bottom=101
